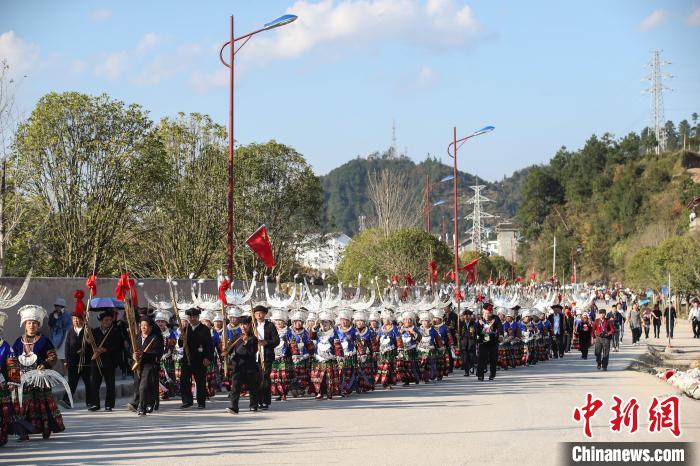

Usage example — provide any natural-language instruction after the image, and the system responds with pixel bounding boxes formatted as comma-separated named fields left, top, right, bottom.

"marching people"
left=396, top=312, right=421, bottom=386
left=548, top=304, right=565, bottom=359
left=288, top=310, right=313, bottom=397
left=62, top=310, right=92, bottom=409
left=311, top=310, right=342, bottom=399
left=178, top=307, right=215, bottom=409
left=252, top=305, right=280, bottom=410
left=89, top=310, right=124, bottom=412
left=593, top=309, right=614, bottom=371
left=13, top=305, right=65, bottom=440
left=476, top=304, right=502, bottom=381
left=576, top=313, right=593, bottom=360
left=225, top=315, right=259, bottom=414
left=564, top=306, right=575, bottom=353
left=689, top=297, right=700, bottom=338
left=154, top=311, right=179, bottom=400
left=130, top=317, right=164, bottom=415
left=353, top=310, right=376, bottom=393
left=270, top=309, right=292, bottom=401
left=336, top=310, right=358, bottom=396
left=376, top=309, right=399, bottom=389
left=417, top=311, right=441, bottom=383
left=459, top=309, right=477, bottom=376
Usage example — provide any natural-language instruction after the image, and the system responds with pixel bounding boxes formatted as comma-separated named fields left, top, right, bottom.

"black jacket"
left=91, top=325, right=125, bottom=368
left=64, top=327, right=92, bottom=367
left=178, top=323, right=215, bottom=368
left=230, top=333, right=259, bottom=374
left=459, top=320, right=478, bottom=351
left=476, top=316, right=502, bottom=345
left=255, top=320, right=281, bottom=363
left=547, top=313, right=566, bottom=335
left=136, top=332, right=164, bottom=366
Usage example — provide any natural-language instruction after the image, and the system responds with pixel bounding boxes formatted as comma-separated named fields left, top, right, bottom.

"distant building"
left=486, top=240, right=499, bottom=256
left=496, top=222, right=519, bottom=262
left=296, top=233, right=352, bottom=272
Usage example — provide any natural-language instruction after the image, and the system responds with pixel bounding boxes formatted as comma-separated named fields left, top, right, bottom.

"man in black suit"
left=130, top=317, right=164, bottom=416
left=547, top=304, right=566, bottom=358
left=459, top=309, right=478, bottom=376
left=89, top=310, right=124, bottom=411
left=62, top=311, right=92, bottom=408
left=252, top=305, right=280, bottom=410
left=476, top=303, right=502, bottom=381
left=224, top=315, right=259, bottom=414
left=178, top=307, right=214, bottom=409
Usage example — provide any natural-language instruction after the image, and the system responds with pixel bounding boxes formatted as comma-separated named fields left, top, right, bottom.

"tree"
left=134, top=113, right=227, bottom=277
left=14, top=92, right=165, bottom=276
left=517, top=166, right=563, bottom=239
left=230, top=140, right=323, bottom=279
left=337, top=228, right=452, bottom=284
left=367, top=168, right=419, bottom=237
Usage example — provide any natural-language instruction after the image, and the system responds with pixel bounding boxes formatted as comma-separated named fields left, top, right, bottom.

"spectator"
left=641, top=304, right=652, bottom=339
left=593, top=309, right=614, bottom=371
left=688, top=297, right=699, bottom=339
left=48, top=298, right=71, bottom=366
left=651, top=304, right=662, bottom=338
left=628, top=303, right=642, bottom=346
left=663, top=303, right=676, bottom=339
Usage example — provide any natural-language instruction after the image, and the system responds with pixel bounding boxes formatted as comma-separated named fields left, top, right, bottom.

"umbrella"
left=89, top=297, right=124, bottom=310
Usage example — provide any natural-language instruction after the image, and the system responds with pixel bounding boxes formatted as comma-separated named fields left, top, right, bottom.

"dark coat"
left=547, top=313, right=566, bottom=335
left=135, top=332, right=164, bottom=366
left=64, top=326, right=92, bottom=367
left=178, top=323, right=215, bottom=368
left=91, top=325, right=124, bottom=368
left=230, top=333, right=259, bottom=374
left=476, top=315, right=502, bottom=345
left=459, top=320, right=478, bottom=351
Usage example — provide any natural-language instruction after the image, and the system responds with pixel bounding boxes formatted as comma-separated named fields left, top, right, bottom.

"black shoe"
left=88, top=406, right=100, bottom=412
left=602, top=367, right=607, bottom=371
left=105, top=407, right=113, bottom=412
left=146, top=405, right=153, bottom=413
left=197, top=404, right=206, bottom=409
left=180, top=403, right=193, bottom=409
left=261, top=404, right=269, bottom=410
left=137, top=411, right=146, bottom=416
left=226, top=407, right=239, bottom=414
left=477, top=377, right=484, bottom=381
left=489, top=376, right=495, bottom=380
left=126, top=403, right=137, bottom=413
left=597, top=364, right=601, bottom=370
left=463, top=373, right=469, bottom=377
left=249, top=407, right=258, bottom=412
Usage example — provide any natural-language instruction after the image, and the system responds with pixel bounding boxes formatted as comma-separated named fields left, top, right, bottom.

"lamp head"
left=264, top=14, right=298, bottom=30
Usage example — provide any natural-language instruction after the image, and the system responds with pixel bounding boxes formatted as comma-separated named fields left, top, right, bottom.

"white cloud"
left=416, top=65, right=436, bottom=86
left=238, top=0, right=482, bottom=68
left=137, top=33, right=163, bottom=52
left=638, top=9, right=669, bottom=31
left=132, top=44, right=203, bottom=85
left=94, top=52, right=128, bottom=79
left=0, top=31, right=39, bottom=76
left=688, top=7, right=700, bottom=26
left=189, top=68, right=228, bottom=93
left=91, top=9, right=112, bottom=21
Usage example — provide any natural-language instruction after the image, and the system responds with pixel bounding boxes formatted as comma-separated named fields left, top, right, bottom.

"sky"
left=1, top=0, right=699, bottom=181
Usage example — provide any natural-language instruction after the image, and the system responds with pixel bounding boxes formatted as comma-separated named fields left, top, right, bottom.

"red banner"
left=246, top=225, right=276, bottom=268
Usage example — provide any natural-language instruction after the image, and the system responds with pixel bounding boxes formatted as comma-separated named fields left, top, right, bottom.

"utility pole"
left=552, top=236, right=557, bottom=280
left=645, top=50, right=673, bottom=154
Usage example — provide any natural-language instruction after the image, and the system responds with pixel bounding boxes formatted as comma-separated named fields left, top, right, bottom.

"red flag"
left=128, top=278, right=139, bottom=309
left=517, top=276, right=523, bottom=284
left=218, top=279, right=230, bottom=305
left=570, top=275, right=575, bottom=284
left=496, top=277, right=502, bottom=286
left=115, top=273, right=130, bottom=301
left=246, top=225, right=275, bottom=268
left=86, top=275, right=97, bottom=298
left=73, top=290, right=86, bottom=317
left=444, top=269, right=455, bottom=282
left=455, top=289, right=463, bottom=302
left=428, top=260, right=438, bottom=282
left=530, top=272, right=537, bottom=282
left=460, top=257, right=480, bottom=271
left=390, top=275, right=399, bottom=285
left=404, top=274, right=415, bottom=286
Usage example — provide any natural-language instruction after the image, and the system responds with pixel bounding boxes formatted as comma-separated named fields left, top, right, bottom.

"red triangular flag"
left=460, top=257, right=480, bottom=271
left=404, top=274, right=415, bottom=286
left=246, top=225, right=275, bottom=268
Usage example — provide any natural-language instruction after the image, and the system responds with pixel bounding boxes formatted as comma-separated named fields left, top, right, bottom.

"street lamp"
left=422, top=175, right=453, bottom=233
left=218, top=14, right=298, bottom=280
left=446, top=125, right=495, bottom=318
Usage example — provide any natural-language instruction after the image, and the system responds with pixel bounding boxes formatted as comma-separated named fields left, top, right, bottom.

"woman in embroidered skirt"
left=311, top=311, right=342, bottom=400
left=0, top=311, right=21, bottom=446
left=375, top=309, right=398, bottom=389
left=396, top=311, right=421, bottom=386
left=270, top=309, right=292, bottom=401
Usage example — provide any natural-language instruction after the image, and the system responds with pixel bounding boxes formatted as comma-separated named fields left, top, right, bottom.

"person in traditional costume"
left=311, top=311, right=342, bottom=399
left=131, top=316, right=164, bottom=416
left=367, top=310, right=381, bottom=379
left=368, top=311, right=381, bottom=333
left=61, top=308, right=92, bottom=408
left=223, top=307, right=242, bottom=392
left=0, top=311, right=21, bottom=446
left=13, top=305, right=65, bottom=440
left=204, top=311, right=223, bottom=397
left=532, top=311, right=548, bottom=362
left=576, top=313, right=593, bottom=359
left=416, top=311, right=440, bottom=383
left=336, top=309, right=358, bottom=396
left=431, top=308, right=456, bottom=379
left=500, top=310, right=519, bottom=369
left=253, top=305, right=280, bottom=410
left=475, top=304, right=502, bottom=381
left=152, top=311, right=178, bottom=402
left=459, top=309, right=478, bottom=376
left=288, top=309, right=312, bottom=397
left=563, top=305, right=575, bottom=353
left=520, top=310, right=537, bottom=366
left=375, top=309, right=398, bottom=389
left=496, top=308, right=510, bottom=370
left=270, top=309, right=292, bottom=401
left=571, top=309, right=582, bottom=351
left=224, top=316, right=259, bottom=414
left=396, top=311, right=421, bottom=386
left=89, top=309, right=124, bottom=412
left=353, top=310, right=375, bottom=393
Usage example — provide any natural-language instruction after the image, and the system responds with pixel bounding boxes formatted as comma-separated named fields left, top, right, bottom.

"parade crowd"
left=1, top=289, right=696, bottom=445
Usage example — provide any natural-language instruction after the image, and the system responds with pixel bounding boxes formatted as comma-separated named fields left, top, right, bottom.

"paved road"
left=2, top=324, right=698, bottom=465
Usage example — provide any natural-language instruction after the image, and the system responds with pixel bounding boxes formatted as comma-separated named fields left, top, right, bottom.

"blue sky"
left=2, top=0, right=699, bottom=180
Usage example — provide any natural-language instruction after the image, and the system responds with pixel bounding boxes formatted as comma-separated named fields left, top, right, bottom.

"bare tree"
left=367, top=169, right=419, bottom=237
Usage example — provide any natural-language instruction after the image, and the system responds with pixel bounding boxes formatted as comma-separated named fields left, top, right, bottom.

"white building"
left=296, top=233, right=351, bottom=272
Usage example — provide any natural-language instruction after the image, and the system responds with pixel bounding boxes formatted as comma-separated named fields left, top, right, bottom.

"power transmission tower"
left=644, top=50, right=673, bottom=154
left=390, top=119, right=397, bottom=159
left=464, top=185, right=495, bottom=254
left=358, top=215, right=366, bottom=232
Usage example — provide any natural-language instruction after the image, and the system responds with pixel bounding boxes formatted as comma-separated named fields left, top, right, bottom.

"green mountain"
left=320, top=150, right=530, bottom=235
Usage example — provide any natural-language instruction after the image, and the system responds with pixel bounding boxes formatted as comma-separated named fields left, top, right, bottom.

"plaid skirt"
left=375, top=349, right=397, bottom=387
left=537, top=338, right=548, bottom=361
left=572, top=332, right=580, bottom=350
left=417, top=349, right=439, bottom=382
left=271, top=357, right=292, bottom=396
left=0, top=385, right=21, bottom=446
left=310, top=359, right=341, bottom=397
left=435, top=347, right=449, bottom=377
left=21, top=386, right=65, bottom=436
left=396, top=349, right=420, bottom=383
left=511, top=341, right=525, bottom=366
left=497, top=343, right=510, bottom=368
left=205, top=360, right=221, bottom=397
left=524, top=340, right=537, bottom=365
left=159, top=358, right=180, bottom=399
left=339, top=354, right=358, bottom=394
left=356, top=354, right=375, bottom=392
left=290, top=358, right=311, bottom=396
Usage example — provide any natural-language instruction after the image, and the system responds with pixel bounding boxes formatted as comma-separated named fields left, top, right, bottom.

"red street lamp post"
left=446, top=125, right=495, bottom=319
left=218, top=14, right=298, bottom=280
